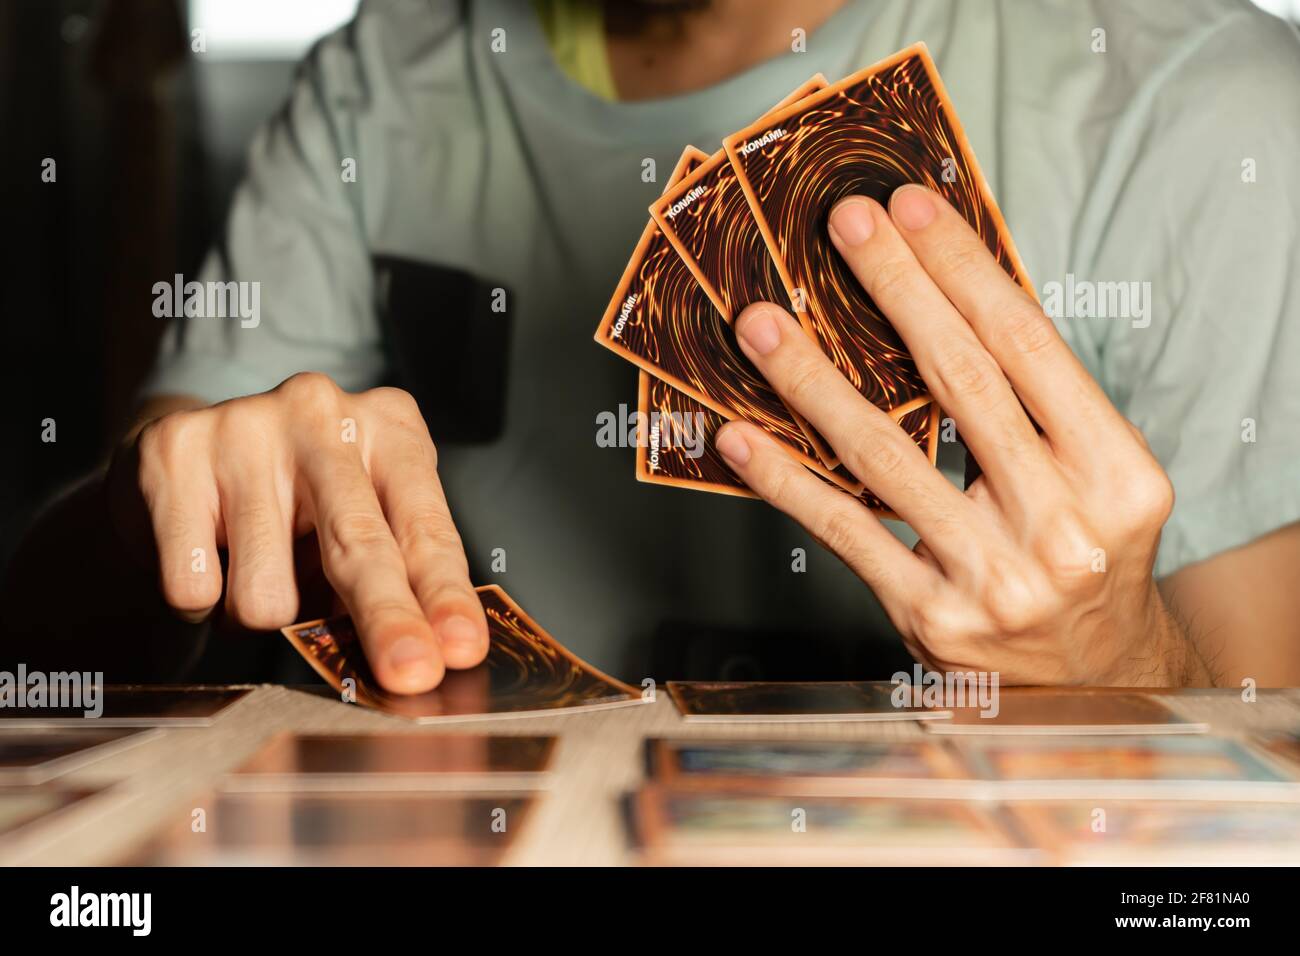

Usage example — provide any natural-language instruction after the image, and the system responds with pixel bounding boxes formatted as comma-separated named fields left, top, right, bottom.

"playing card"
left=957, top=735, right=1299, bottom=800
left=925, top=688, right=1209, bottom=735
left=281, top=585, right=646, bottom=722
left=635, top=78, right=839, bottom=468
left=595, top=84, right=863, bottom=495
left=0, top=786, right=98, bottom=839
left=636, top=370, right=937, bottom=514
left=224, top=733, right=556, bottom=792
left=650, top=77, right=829, bottom=324
left=0, top=729, right=154, bottom=784
left=666, top=681, right=951, bottom=723
left=1251, top=730, right=1300, bottom=776
left=646, top=737, right=975, bottom=797
left=632, top=785, right=1033, bottom=865
left=650, top=128, right=802, bottom=325
left=1010, top=799, right=1300, bottom=865
left=0, top=686, right=253, bottom=728
left=636, top=371, right=756, bottom=498
left=131, top=790, right=534, bottom=866
left=721, top=44, right=1034, bottom=467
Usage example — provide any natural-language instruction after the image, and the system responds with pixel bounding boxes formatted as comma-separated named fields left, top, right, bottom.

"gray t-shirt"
left=145, top=0, right=1300, bottom=677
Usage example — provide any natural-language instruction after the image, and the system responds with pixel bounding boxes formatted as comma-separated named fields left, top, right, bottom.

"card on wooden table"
left=224, top=733, right=556, bottom=792
left=0, top=686, right=252, bottom=728
left=925, top=689, right=1208, bottom=736
left=721, top=43, right=1035, bottom=469
left=646, top=737, right=975, bottom=797
left=632, top=785, right=1033, bottom=865
left=0, top=786, right=98, bottom=839
left=595, top=81, right=864, bottom=495
left=958, top=735, right=1297, bottom=800
left=666, top=681, right=951, bottom=723
left=1010, top=799, right=1300, bottom=865
left=0, top=729, right=154, bottom=784
left=132, top=791, right=534, bottom=866
left=281, top=585, right=645, bottom=722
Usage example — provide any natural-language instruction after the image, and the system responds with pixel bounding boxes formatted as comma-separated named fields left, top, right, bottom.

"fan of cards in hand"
left=593, top=42, right=1033, bottom=515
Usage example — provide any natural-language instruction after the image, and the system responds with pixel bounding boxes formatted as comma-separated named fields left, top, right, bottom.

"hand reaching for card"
left=714, top=185, right=1204, bottom=687
left=107, top=373, right=488, bottom=694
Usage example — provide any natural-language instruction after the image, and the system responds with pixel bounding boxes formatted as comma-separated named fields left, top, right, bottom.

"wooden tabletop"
left=4, top=685, right=1299, bottom=866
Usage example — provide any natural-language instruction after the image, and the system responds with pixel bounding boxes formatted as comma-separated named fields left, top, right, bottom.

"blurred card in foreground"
left=282, top=585, right=645, bottom=722
left=225, top=733, right=555, bottom=792
left=1253, top=730, right=1300, bottom=776
left=1011, top=799, right=1300, bottom=865
left=646, top=738, right=974, bottom=796
left=0, top=786, right=99, bottom=839
left=0, top=730, right=153, bottom=784
left=959, top=735, right=1297, bottom=800
left=0, top=686, right=252, bottom=728
left=632, top=786, right=1032, bottom=865
left=132, top=790, right=534, bottom=866
left=926, top=689, right=1207, bottom=735
left=667, top=681, right=950, bottom=723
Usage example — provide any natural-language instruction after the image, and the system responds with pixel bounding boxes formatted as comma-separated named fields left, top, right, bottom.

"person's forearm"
left=0, top=468, right=209, bottom=681
left=1157, top=523, right=1300, bottom=688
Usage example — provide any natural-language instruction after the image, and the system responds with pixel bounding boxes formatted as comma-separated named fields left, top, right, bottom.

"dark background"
left=0, top=0, right=351, bottom=571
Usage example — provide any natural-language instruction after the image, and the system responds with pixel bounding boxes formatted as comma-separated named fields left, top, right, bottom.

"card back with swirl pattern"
left=596, top=80, right=860, bottom=492
left=721, top=43, right=1034, bottom=468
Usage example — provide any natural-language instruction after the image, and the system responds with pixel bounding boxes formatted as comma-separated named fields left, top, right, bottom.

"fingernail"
left=439, top=614, right=481, bottom=649
left=736, top=306, right=782, bottom=355
left=715, top=425, right=751, bottom=467
left=828, top=197, right=875, bottom=246
left=388, top=636, right=436, bottom=674
left=891, top=184, right=936, bottom=231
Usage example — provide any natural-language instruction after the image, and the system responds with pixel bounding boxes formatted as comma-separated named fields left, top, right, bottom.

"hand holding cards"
left=282, top=585, right=646, bottom=722
left=595, top=43, right=1182, bottom=689
left=595, top=43, right=1028, bottom=512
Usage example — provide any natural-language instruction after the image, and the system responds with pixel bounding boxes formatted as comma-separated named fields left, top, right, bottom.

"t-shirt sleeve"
left=141, top=18, right=386, bottom=404
left=1086, top=12, right=1300, bottom=578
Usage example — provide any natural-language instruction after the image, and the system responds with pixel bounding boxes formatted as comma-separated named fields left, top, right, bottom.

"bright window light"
left=189, top=0, right=361, bottom=59
left=1249, top=0, right=1300, bottom=19
left=188, top=0, right=1293, bottom=62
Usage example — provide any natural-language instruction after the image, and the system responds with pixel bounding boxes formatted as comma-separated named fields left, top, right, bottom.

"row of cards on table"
left=2, top=686, right=1300, bottom=865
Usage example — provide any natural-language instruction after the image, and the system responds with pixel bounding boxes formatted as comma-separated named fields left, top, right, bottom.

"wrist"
left=1101, top=590, right=1212, bottom=687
